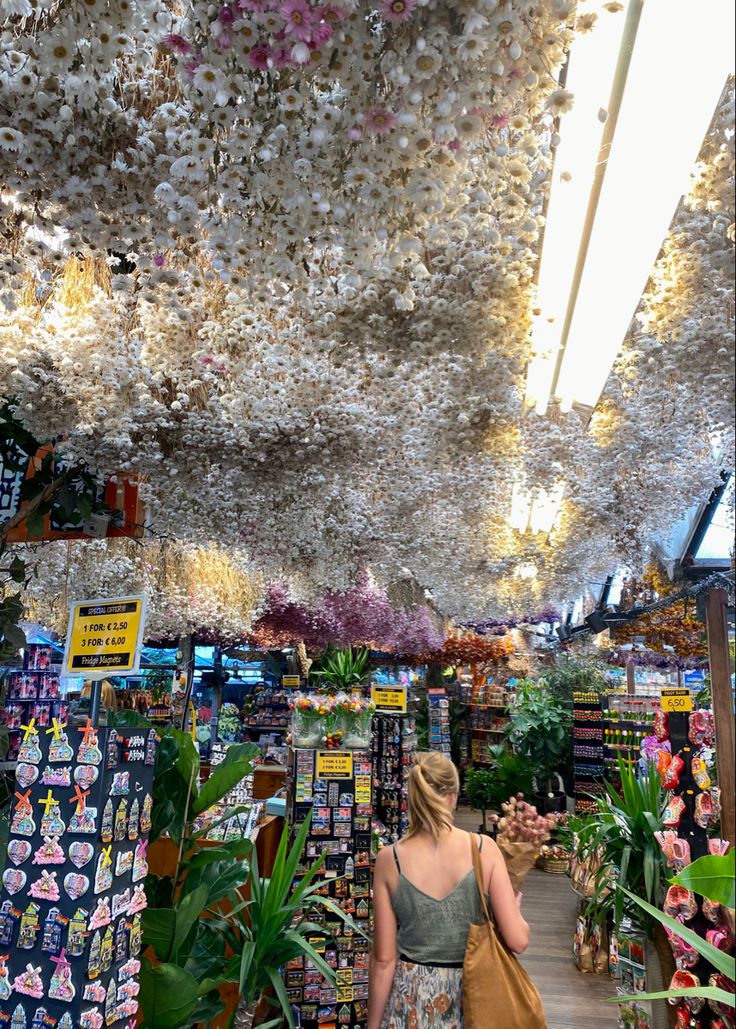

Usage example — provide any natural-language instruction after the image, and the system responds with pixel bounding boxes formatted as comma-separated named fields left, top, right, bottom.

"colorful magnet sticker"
left=17, top=902, right=40, bottom=950
left=105, top=977, right=117, bottom=1023
left=139, top=794, right=152, bottom=835
left=74, top=765, right=99, bottom=790
left=12, top=963, right=44, bottom=998
left=127, top=799, right=139, bottom=842
left=68, top=806, right=97, bottom=835
left=39, top=805, right=65, bottom=838
left=128, top=913, right=142, bottom=957
left=17, top=735, right=42, bottom=765
left=32, top=836, right=65, bottom=866
left=40, top=907, right=65, bottom=956
left=117, top=958, right=140, bottom=982
left=6, top=841, right=31, bottom=867
left=86, top=929, right=102, bottom=979
left=115, top=915, right=128, bottom=963
left=66, top=906, right=89, bottom=958
left=63, top=873, right=90, bottom=901
left=10, top=808, right=36, bottom=838
left=69, top=841, right=95, bottom=869
left=1, top=870, right=26, bottom=897
left=49, top=948, right=76, bottom=1003
left=41, top=765, right=71, bottom=788
left=94, top=852, right=113, bottom=895
left=10, top=1003, right=28, bottom=1029
left=83, top=981, right=106, bottom=1003
left=114, top=800, right=127, bottom=842
left=0, top=955, right=9, bottom=1002
left=58, top=1014, right=75, bottom=1029
left=80, top=1009, right=104, bottom=1029
left=88, top=897, right=111, bottom=931
left=49, top=732, right=74, bottom=763
left=100, top=800, right=113, bottom=844
left=106, top=732, right=120, bottom=770
left=110, top=771, right=129, bottom=796
left=29, top=870, right=60, bottom=902
left=100, top=925, right=114, bottom=974
left=115, top=851, right=133, bottom=877
left=111, top=890, right=130, bottom=919
left=131, top=839, right=148, bottom=883
left=77, top=726, right=102, bottom=766
left=128, top=884, right=147, bottom=915
left=15, top=763, right=39, bottom=789
left=145, top=730, right=157, bottom=765
left=0, top=901, right=20, bottom=948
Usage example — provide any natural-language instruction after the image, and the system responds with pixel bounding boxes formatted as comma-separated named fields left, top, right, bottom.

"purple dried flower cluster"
left=606, top=648, right=708, bottom=672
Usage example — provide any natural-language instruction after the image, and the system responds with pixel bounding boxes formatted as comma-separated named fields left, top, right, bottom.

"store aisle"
left=455, top=808, right=617, bottom=1028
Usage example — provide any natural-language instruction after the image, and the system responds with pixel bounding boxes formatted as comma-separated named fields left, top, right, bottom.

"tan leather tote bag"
left=463, top=837, right=547, bottom=1028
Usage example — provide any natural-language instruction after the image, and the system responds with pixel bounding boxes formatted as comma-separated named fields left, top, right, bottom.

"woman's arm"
left=367, top=847, right=398, bottom=1029
left=482, top=838, right=530, bottom=954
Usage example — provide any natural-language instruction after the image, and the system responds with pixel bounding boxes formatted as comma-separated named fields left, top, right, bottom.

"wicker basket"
left=541, top=856, right=569, bottom=874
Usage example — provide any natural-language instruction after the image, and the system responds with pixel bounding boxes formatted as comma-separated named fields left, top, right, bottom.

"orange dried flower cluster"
left=614, top=564, right=708, bottom=659
left=407, top=633, right=514, bottom=666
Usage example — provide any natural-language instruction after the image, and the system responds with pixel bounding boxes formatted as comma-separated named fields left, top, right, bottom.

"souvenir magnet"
left=49, top=731, right=74, bottom=763
left=112, top=890, right=130, bottom=919
left=6, top=841, right=31, bottom=867
left=66, top=906, right=89, bottom=957
left=87, top=929, right=102, bottom=979
left=41, top=765, right=71, bottom=788
left=17, top=902, right=41, bottom=949
left=118, top=957, right=141, bottom=982
left=110, top=771, right=129, bottom=796
left=0, top=955, right=9, bottom=1002
left=49, top=948, right=76, bottom=1002
left=115, top=915, right=128, bottom=962
left=106, top=732, right=120, bottom=770
left=29, top=870, right=60, bottom=902
left=40, top=909, right=64, bottom=956
left=63, top=873, right=90, bottom=900
left=18, top=734, right=42, bottom=765
left=145, top=729, right=157, bottom=765
left=88, top=897, right=111, bottom=930
left=77, top=723, right=102, bottom=766
left=69, top=806, right=97, bottom=834
left=80, top=1009, right=104, bottom=1029
left=74, top=765, right=99, bottom=790
left=10, top=1004, right=28, bottom=1029
left=0, top=901, right=20, bottom=947
left=115, top=851, right=133, bottom=877
left=127, top=799, right=139, bottom=842
left=33, top=836, right=65, bottom=865
left=128, top=913, right=142, bottom=957
left=83, top=981, right=106, bottom=1002
left=100, top=924, right=114, bottom=973
left=94, top=851, right=113, bottom=895
left=100, top=800, right=113, bottom=844
left=58, top=1014, right=75, bottom=1029
left=1, top=870, right=26, bottom=897
left=11, top=806, right=36, bottom=838
left=69, top=841, right=95, bottom=869
left=128, top=884, right=147, bottom=915
left=114, top=799, right=127, bottom=842
left=15, top=763, right=39, bottom=789
left=139, top=794, right=152, bottom=835
left=131, top=839, right=148, bottom=883
left=12, top=963, right=44, bottom=998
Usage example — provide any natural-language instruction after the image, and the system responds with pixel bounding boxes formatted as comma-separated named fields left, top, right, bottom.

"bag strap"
left=470, top=833, right=493, bottom=925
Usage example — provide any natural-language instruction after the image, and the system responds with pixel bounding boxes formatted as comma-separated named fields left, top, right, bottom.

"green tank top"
left=391, top=840, right=485, bottom=965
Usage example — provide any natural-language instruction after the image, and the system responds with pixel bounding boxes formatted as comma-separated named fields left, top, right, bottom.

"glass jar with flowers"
left=335, top=692, right=376, bottom=749
left=290, top=693, right=332, bottom=749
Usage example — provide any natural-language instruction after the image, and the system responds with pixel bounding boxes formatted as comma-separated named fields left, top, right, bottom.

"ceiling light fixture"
left=509, top=482, right=565, bottom=535
left=526, top=0, right=735, bottom=417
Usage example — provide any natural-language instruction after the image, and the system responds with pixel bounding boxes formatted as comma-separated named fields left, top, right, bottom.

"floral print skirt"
left=382, top=959, right=464, bottom=1029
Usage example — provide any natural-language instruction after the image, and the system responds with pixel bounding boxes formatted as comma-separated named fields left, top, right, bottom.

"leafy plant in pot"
left=465, top=746, right=536, bottom=833
left=506, top=681, right=571, bottom=813
left=308, top=645, right=370, bottom=694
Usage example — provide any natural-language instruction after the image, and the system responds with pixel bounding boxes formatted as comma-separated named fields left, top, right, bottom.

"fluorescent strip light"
left=509, top=482, right=565, bottom=535
left=554, top=0, right=735, bottom=410
left=525, top=1, right=629, bottom=416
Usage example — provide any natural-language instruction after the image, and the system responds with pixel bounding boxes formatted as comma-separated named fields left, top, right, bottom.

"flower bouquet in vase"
left=490, top=794, right=557, bottom=892
left=335, top=692, right=376, bottom=749
left=290, top=693, right=333, bottom=749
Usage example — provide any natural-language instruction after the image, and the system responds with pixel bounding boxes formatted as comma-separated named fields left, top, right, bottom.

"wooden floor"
left=455, top=808, right=618, bottom=1029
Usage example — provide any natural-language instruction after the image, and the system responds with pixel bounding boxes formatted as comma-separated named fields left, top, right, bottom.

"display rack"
left=193, top=743, right=264, bottom=841
left=572, top=691, right=605, bottom=813
left=466, top=683, right=508, bottom=765
left=287, top=749, right=373, bottom=1029
left=603, top=692, right=662, bottom=785
left=243, top=686, right=290, bottom=735
left=1, top=647, right=69, bottom=763
left=372, top=713, right=416, bottom=842
left=427, top=688, right=451, bottom=757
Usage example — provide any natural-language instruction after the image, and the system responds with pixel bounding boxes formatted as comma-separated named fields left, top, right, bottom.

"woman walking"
left=368, top=752, right=531, bottom=1029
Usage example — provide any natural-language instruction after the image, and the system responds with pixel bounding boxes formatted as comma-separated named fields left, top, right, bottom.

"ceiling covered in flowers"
left=0, top=0, right=734, bottom=629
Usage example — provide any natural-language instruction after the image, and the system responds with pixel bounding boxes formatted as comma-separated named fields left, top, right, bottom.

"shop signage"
left=371, top=685, right=407, bottom=713
left=282, top=675, right=301, bottom=687
left=62, top=594, right=147, bottom=678
left=315, top=751, right=354, bottom=779
left=660, top=687, right=693, bottom=713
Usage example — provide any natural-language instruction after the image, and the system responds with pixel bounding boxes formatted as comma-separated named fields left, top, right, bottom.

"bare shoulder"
left=374, top=844, right=395, bottom=874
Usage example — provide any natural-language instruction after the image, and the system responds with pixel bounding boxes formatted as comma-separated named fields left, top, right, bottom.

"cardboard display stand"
left=287, top=749, right=373, bottom=1029
left=1, top=723, right=157, bottom=1029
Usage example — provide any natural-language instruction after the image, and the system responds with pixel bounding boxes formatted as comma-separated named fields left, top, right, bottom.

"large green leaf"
left=141, top=908, right=177, bottom=962
left=185, top=921, right=228, bottom=983
left=173, top=884, right=211, bottom=958
left=183, top=838, right=253, bottom=868
left=615, top=986, right=736, bottom=1007
left=191, top=742, right=258, bottom=816
left=138, top=957, right=200, bottom=1029
left=671, top=853, right=735, bottom=908
left=181, top=857, right=249, bottom=907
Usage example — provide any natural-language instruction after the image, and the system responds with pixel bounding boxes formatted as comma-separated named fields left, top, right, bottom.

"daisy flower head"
left=408, top=45, right=442, bottom=80
left=379, top=0, right=416, bottom=24
left=364, top=107, right=397, bottom=135
left=193, top=63, right=228, bottom=96
left=545, top=87, right=574, bottom=117
left=0, top=128, right=25, bottom=152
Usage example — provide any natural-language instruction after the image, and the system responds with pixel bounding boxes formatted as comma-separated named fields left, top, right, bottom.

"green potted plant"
left=506, top=681, right=571, bottom=812
left=308, top=645, right=371, bottom=694
left=465, top=746, right=536, bottom=833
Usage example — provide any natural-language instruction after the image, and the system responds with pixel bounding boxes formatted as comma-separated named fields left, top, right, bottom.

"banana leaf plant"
left=138, top=731, right=260, bottom=1028
left=204, top=813, right=367, bottom=1028
left=308, top=646, right=371, bottom=694
left=577, top=758, right=667, bottom=932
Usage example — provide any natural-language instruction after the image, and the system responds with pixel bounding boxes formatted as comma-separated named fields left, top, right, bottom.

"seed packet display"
left=288, top=749, right=373, bottom=1029
left=2, top=725, right=157, bottom=1027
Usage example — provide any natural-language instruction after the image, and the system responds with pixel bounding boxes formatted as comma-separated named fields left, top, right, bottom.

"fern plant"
left=309, top=646, right=370, bottom=694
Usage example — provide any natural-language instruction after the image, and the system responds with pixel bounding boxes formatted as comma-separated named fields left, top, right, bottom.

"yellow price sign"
left=63, top=595, right=147, bottom=678
left=371, top=685, right=407, bottom=713
left=315, top=751, right=354, bottom=779
left=660, top=688, right=693, bottom=713
left=282, top=675, right=301, bottom=687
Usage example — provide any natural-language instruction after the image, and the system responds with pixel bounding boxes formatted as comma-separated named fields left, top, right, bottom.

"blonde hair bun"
left=406, top=752, right=460, bottom=840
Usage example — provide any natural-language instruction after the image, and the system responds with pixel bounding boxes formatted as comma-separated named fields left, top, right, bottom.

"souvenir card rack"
left=467, top=684, right=508, bottom=766
left=372, top=714, right=416, bottom=843
left=572, top=691, right=605, bottom=814
left=193, top=743, right=264, bottom=842
left=287, top=749, right=373, bottom=1029
left=427, top=689, right=451, bottom=757
left=1, top=646, right=69, bottom=764
left=242, top=686, right=290, bottom=735
left=0, top=722, right=157, bottom=1029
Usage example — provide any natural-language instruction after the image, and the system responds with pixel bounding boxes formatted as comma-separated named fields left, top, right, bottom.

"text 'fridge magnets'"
left=49, top=949, right=76, bottom=1003
left=32, top=837, right=65, bottom=866
left=69, top=842, right=94, bottom=869
left=29, top=871, right=60, bottom=903
left=40, top=766, right=71, bottom=788
left=6, top=842, right=31, bottom=867
left=12, top=963, right=44, bottom=998
left=15, top=764, right=39, bottom=789
left=1, top=871, right=26, bottom=897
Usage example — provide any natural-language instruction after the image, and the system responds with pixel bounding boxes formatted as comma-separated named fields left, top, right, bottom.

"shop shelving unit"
left=572, top=690, right=605, bottom=813
left=0, top=645, right=69, bottom=763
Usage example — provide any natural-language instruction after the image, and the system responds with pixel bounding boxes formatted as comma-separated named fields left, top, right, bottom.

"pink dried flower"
left=248, top=43, right=271, bottom=68
left=364, top=107, right=397, bottom=135
left=279, top=0, right=315, bottom=41
left=161, top=33, right=196, bottom=55
left=379, top=0, right=416, bottom=23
